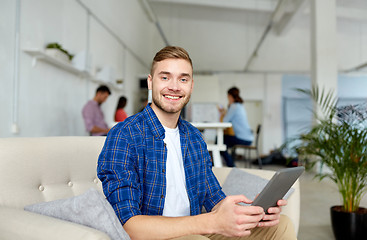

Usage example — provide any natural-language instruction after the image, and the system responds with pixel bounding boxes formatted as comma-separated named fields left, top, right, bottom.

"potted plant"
left=289, top=85, right=367, bottom=240
left=45, top=42, right=74, bottom=62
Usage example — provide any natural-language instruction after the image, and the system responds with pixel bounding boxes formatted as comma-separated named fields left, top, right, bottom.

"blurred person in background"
left=218, top=87, right=254, bottom=167
left=115, top=96, right=128, bottom=122
left=82, top=85, right=111, bottom=136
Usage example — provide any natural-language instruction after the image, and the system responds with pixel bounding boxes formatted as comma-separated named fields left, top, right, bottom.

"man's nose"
left=168, top=79, right=180, bottom=91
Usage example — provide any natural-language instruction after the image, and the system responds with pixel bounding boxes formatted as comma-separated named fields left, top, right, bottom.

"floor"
left=234, top=160, right=367, bottom=240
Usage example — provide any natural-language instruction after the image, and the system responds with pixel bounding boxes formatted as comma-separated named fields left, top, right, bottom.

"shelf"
left=23, top=48, right=123, bottom=91
left=23, top=49, right=123, bottom=90
left=23, top=49, right=89, bottom=77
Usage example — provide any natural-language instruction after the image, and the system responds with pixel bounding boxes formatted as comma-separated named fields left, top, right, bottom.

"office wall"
left=0, top=0, right=163, bottom=137
left=0, top=0, right=16, bottom=137
left=283, top=74, right=367, bottom=144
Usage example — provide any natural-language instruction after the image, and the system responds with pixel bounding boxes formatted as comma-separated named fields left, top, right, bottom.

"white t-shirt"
left=162, top=126, right=190, bottom=217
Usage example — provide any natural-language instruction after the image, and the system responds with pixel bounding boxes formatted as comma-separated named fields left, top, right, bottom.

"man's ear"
left=189, top=77, right=194, bottom=94
left=147, top=74, right=153, bottom=90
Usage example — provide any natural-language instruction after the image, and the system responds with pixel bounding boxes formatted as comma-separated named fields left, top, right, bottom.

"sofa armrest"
left=0, top=206, right=110, bottom=240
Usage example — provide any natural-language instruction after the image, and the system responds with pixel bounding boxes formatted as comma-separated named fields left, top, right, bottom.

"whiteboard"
left=185, top=103, right=220, bottom=143
left=189, top=102, right=220, bottom=123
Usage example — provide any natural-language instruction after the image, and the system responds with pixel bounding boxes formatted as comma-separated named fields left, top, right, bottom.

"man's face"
left=96, top=92, right=109, bottom=105
left=148, top=58, right=194, bottom=115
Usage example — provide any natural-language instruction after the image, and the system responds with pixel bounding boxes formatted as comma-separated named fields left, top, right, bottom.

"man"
left=82, top=85, right=111, bottom=136
left=97, top=46, right=296, bottom=239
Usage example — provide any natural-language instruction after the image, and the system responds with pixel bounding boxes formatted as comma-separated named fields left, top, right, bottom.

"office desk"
left=191, top=122, right=232, bottom=167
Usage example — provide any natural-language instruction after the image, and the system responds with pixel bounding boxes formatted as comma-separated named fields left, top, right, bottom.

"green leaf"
left=288, top=85, right=367, bottom=212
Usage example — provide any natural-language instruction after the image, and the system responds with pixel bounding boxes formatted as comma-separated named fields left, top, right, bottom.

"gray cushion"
left=24, top=188, right=130, bottom=240
left=221, top=168, right=294, bottom=206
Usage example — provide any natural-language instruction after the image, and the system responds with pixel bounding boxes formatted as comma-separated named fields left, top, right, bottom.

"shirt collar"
left=142, top=104, right=187, bottom=139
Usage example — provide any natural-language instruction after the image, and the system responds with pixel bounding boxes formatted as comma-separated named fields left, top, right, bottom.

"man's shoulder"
left=82, top=100, right=98, bottom=117
left=83, top=100, right=97, bottom=109
left=110, top=111, right=147, bottom=135
left=86, top=99, right=97, bottom=105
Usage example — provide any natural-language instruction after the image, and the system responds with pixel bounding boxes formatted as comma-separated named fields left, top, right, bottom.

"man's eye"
left=162, top=76, right=168, bottom=80
left=181, top=78, right=187, bottom=82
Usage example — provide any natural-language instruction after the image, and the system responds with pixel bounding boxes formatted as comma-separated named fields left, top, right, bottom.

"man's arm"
left=124, top=196, right=288, bottom=240
left=124, top=195, right=266, bottom=240
left=82, top=102, right=109, bottom=135
left=90, top=125, right=110, bottom=134
left=124, top=213, right=214, bottom=240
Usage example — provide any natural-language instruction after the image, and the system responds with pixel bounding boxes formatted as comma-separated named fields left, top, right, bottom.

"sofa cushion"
left=221, top=168, right=294, bottom=205
left=24, top=188, right=130, bottom=240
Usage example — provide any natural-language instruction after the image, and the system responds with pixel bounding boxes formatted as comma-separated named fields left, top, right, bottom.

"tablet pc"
left=251, top=166, right=304, bottom=213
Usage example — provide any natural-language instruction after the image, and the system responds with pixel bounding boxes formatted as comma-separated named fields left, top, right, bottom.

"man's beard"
left=152, top=93, right=190, bottom=114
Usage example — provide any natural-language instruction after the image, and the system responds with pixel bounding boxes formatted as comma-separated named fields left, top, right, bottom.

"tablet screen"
left=251, top=166, right=304, bottom=213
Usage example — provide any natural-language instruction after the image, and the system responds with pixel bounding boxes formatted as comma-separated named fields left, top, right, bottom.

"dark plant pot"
left=330, top=205, right=367, bottom=240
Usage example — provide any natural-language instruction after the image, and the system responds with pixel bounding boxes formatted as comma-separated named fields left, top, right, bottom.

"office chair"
left=231, top=124, right=262, bottom=169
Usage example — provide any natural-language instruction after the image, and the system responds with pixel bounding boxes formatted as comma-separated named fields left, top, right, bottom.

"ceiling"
left=144, top=0, right=367, bottom=74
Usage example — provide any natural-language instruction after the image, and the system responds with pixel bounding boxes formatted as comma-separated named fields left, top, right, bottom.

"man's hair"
left=96, top=85, right=111, bottom=95
left=228, top=87, right=244, bottom=103
left=150, top=46, right=193, bottom=75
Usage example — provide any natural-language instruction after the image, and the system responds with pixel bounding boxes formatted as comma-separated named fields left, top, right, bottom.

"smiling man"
left=148, top=49, right=193, bottom=126
left=97, top=46, right=297, bottom=240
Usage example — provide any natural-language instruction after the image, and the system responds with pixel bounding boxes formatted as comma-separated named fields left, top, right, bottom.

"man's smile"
left=164, top=94, right=182, bottom=100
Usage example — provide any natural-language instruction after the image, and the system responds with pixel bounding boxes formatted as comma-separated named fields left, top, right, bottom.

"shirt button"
left=161, top=195, right=164, bottom=199
left=162, top=169, right=165, bottom=173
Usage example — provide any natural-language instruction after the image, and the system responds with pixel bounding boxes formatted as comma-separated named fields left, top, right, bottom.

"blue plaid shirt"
left=97, top=104, right=226, bottom=225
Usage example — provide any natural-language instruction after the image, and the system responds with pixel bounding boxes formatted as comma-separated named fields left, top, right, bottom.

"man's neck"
left=151, top=104, right=180, bottom=129
left=93, top=96, right=101, bottom=105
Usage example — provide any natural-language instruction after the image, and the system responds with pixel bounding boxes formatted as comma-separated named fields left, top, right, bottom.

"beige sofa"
left=0, top=137, right=300, bottom=239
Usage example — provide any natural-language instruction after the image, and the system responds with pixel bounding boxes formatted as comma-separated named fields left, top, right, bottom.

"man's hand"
left=211, top=195, right=265, bottom=237
left=257, top=199, right=287, bottom=228
left=90, top=126, right=110, bottom=134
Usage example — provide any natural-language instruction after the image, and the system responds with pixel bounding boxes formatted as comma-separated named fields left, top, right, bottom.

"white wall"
left=1, top=0, right=163, bottom=137
left=282, top=74, right=367, bottom=150
left=0, top=0, right=16, bottom=137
